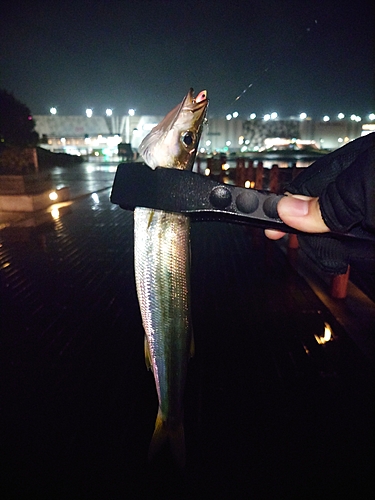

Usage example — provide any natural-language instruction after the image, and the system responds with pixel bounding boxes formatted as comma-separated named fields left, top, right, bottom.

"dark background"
left=1, top=189, right=373, bottom=498
left=0, top=0, right=373, bottom=118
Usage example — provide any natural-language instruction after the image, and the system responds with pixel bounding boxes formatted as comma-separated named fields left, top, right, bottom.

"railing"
left=196, top=156, right=301, bottom=193
left=196, top=156, right=350, bottom=299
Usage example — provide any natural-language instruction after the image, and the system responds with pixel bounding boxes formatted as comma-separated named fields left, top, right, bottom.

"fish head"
left=139, top=88, right=208, bottom=170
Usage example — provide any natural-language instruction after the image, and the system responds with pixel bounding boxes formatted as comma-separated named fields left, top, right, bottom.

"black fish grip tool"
left=110, top=162, right=288, bottom=231
left=110, top=161, right=373, bottom=243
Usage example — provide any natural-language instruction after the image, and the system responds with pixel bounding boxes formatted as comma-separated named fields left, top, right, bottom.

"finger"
left=277, top=195, right=330, bottom=233
left=264, top=229, right=286, bottom=240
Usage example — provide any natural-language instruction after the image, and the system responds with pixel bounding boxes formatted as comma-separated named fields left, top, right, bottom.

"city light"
left=51, top=207, right=60, bottom=219
left=91, top=193, right=100, bottom=204
left=35, top=104, right=374, bottom=157
left=49, top=191, right=58, bottom=201
left=40, top=106, right=374, bottom=123
left=314, top=322, right=333, bottom=345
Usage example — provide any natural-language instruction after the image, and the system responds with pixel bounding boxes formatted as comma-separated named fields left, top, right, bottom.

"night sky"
left=1, top=0, right=373, bottom=119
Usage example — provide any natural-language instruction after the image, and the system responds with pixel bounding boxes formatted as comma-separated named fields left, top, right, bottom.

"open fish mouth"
left=172, top=88, right=208, bottom=128
left=182, top=88, right=208, bottom=111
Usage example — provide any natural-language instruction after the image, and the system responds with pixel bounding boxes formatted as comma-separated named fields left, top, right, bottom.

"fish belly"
left=134, top=206, right=192, bottom=427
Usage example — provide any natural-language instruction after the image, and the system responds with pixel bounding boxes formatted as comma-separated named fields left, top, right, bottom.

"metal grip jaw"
left=110, top=162, right=289, bottom=231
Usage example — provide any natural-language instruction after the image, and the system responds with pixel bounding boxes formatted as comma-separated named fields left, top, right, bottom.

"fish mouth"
left=182, top=88, right=208, bottom=113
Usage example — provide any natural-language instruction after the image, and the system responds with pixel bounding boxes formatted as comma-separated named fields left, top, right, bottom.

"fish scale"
left=134, top=207, right=191, bottom=426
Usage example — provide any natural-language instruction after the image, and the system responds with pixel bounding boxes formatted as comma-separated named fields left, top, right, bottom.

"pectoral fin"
left=144, top=335, right=152, bottom=371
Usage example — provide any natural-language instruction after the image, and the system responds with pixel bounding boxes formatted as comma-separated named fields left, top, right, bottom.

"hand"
left=265, top=193, right=331, bottom=240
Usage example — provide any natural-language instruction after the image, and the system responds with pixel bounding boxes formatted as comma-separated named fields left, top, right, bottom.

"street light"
left=249, top=113, right=256, bottom=119
left=323, top=115, right=330, bottom=122
left=50, top=107, right=57, bottom=115
left=338, top=113, right=345, bottom=119
left=299, top=112, right=307, bottom=120
left=106, top=108, right=113, bottom=117
left=270, top=112, right=278, bottom=120
left=86, top=108, right=93, bottom=118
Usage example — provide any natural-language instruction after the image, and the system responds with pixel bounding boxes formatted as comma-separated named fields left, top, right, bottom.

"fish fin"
left=148, top=408, right=186, bottom=469
left=144, top=335, right=152, bottom=371
left=147, top=210, right=155, bottom=228
left=189, top=332, right=195, bottom=358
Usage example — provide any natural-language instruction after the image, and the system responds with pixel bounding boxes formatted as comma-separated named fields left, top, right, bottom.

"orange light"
left=314, top=322, right=333, bottom=344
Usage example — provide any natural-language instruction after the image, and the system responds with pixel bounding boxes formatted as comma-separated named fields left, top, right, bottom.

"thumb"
left=277, top=194, right=330, bottom=233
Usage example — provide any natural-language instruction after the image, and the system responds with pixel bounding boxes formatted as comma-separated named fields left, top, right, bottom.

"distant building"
left=299, top=119, right=364, bottom=149
left=34, top=114, right=373, bottom=157
left=34, top=114, right=163, bottom=157
left=241, top=119, right=300, bottom=151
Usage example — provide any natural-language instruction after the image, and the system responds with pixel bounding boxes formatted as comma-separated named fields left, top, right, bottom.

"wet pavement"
left=1, top=163, right=374, bottom=499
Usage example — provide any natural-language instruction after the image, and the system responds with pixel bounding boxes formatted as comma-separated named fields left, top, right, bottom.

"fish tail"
left=148, top=408, right=186, bottom=468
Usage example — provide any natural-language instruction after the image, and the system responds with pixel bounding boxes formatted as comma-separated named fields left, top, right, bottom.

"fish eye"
left=181, top=131, right=195, bottom=148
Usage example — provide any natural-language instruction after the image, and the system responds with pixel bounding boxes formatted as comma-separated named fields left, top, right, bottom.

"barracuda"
left=135, top=88, right=208, bottom=467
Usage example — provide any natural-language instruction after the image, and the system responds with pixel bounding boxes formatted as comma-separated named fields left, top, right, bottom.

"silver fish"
left=135, top=88, right=208, bottom=467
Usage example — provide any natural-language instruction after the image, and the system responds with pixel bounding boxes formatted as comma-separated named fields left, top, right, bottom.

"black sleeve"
left=285, top=133, right=375, bottom=273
